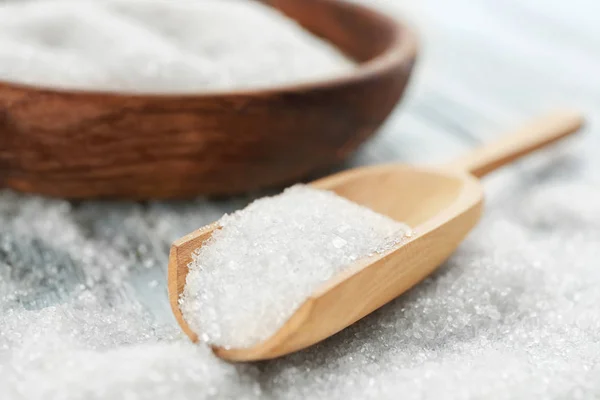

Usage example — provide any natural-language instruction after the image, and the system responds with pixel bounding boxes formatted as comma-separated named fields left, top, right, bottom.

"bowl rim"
left=0, top=1, right=418, bottom=100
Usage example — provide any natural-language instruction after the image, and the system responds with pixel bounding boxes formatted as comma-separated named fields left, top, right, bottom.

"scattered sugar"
left=180, top=185, right=412, bottom=349
left=1, top=159, right=600, bottom=398
left=0, top=0, right=354, bottom=92
left=0, top=294, right=262, bottom=400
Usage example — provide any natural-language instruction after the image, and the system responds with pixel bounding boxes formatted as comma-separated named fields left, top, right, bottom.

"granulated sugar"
left=0, top=294, right=262, bottom=400
left=0, top=0, right=353, bottom=92
left=2, top=161, right=600, bottom=398
left=0, top=193, right=262, bottom=400
left=180, top=185, right=412, bottom=348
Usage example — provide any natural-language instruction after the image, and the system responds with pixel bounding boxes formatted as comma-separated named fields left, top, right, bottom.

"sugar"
left=0, top=191, right=264, bottom=399
left=0, top=0, right=354, bottom=92
left=1, top=164, right=600, bottom=398
left=0, top=294, right=262, bottom=400
left=180, top=185, right=411, bottom=349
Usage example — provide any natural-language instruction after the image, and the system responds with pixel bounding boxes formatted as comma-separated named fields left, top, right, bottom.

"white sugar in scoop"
left=180, top=185, right=411, bottom=349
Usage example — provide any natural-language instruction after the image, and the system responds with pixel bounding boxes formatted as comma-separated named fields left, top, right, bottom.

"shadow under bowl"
left=0, top=0, right=417, bottom=199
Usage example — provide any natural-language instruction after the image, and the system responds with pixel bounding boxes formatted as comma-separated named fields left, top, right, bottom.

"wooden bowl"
left=0, top=0, right=417, bottom=199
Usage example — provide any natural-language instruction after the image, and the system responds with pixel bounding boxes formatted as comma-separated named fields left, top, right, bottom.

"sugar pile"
left=0, top=0, right=353, bottom=92
left=0, top=294, right=262, bottom=399
left=180, top=185, right=412, bottom=348
left=0, top=192, right=262, bottom=399
left=1, top=157, right=600, bottom=398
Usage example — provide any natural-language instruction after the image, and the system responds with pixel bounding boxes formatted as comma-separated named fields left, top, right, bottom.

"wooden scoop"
left=168, top=111, right=583, bottom=362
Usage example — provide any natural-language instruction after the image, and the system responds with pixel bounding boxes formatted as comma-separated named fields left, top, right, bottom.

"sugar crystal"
left=1, top=160, right=600, bottom=398
left=181, top=185, right=411, bottom=349
left=0, top=0, right=354, bottom=92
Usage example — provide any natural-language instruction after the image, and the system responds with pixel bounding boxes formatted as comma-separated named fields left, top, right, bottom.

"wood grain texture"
left=0, top=0, right=417, bottom=199
left=168, top=112, right=582, bottom=361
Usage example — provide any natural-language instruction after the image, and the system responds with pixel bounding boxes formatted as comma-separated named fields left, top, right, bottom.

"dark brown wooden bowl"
left=0, top=0, right=417, bottom=199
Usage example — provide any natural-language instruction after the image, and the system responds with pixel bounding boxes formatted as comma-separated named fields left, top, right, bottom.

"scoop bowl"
left=168, top=111, right=583, bottom=361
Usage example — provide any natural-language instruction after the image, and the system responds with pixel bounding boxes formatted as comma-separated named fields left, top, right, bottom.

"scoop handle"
left=448, top=111, right=584, bottom=178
